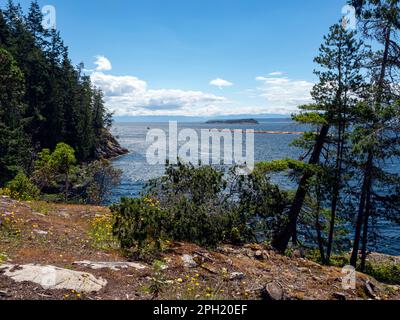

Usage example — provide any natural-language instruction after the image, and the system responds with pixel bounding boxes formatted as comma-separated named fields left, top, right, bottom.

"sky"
left=12, top=0, right=351, bottom=119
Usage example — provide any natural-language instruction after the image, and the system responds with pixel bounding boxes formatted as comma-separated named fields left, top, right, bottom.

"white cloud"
left=209, top=78, right=233, bottom=88
left=89, top=56, right=311, bottom=116
left=94, top=55, right=112, bottom=71
left=91, top=72, right=229, bottom=116
left=255, top=76, right=314, bottom=114
left=268, top=71, right=284, bottom=76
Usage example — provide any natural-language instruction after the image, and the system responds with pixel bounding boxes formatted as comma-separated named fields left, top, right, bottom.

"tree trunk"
left=360, top=187, right=372, bottom=271
left=272, top=124, right=330, bottom=253
left=350, top=152, right=373, bottom=267
left=65, top=172, right=69, bottom=202
left=315, top=198, right=327, bottom=264
left=327, top=120, right=345, bottom=263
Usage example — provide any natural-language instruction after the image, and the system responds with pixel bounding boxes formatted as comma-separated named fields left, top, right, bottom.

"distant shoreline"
left=205, top=118, right=260, bottom=125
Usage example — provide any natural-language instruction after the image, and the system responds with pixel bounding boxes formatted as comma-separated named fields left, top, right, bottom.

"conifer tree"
left=349, top=0, right=400, bottom=270
left=271, top=24, right=365, bottom=255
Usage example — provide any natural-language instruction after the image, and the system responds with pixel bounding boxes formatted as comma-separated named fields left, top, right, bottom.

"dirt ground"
left=1, top=196, right=399, bottom=301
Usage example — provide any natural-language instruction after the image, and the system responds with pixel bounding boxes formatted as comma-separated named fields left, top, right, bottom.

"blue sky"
left=13, top=0, right=349, bottom=118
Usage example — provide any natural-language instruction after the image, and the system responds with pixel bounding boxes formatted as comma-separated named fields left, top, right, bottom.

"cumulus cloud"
left=94, top=55, right=112, bottom=71
left=89, top=56, right=312, bottom=116
left=209, top=78, right=233, bottom=88
left=91, top=72, right=229, bottom=116
left=255, top=76, right=314, bottom=114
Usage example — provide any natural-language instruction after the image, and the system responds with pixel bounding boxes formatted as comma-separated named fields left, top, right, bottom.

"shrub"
left=32, top=143, right=77, bottom=201
left=111, top=197, right=170, bottom=260
left=88, top=213, right=119, bottom=250
left=5, top=171, right=40, bottom=201
left=111, top=162, right=289, bottom=259
left=365, top=261, right=400, bottom=285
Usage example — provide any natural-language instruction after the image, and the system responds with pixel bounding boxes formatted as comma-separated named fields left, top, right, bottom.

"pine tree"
left=349, top=0, right=400, bottom=270
left=0, top=9, right=10, bottom=46
left=271, top=24, right=365, bottom=255
left=0, top=48, right=29, bottom=185
left=25, top=0, right=48, bottom=48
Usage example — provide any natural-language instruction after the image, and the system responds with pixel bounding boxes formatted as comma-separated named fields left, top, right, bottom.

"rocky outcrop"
left=95, top=128, right=128, bottom=160
left=0, top=264, right=107, bottom=293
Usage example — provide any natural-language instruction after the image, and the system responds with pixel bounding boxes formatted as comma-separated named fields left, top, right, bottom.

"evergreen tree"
left=0, top=0, right=122, bottom=181
left=271, top=24, right=365, bottom=255
left=0, top=48, right=29, bottom=185
left=349, top=0, right=400, bottom=270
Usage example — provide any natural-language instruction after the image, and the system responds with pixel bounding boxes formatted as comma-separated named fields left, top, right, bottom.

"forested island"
left=206, top=119, right=259, bottom=125
left=1, top=0, right=400, bottom=301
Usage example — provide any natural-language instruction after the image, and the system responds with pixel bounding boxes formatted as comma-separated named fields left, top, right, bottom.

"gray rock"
left=74, top=260, right=147, bottom=271
left=229, top=272, right=245, bottom=281
left=181, top=254, right=198, bottom=268
left=262, top=282, right=284, bottom=300
left=33, top=229, right=48, bottom=236
left=0, top=264, right=107, bottom=293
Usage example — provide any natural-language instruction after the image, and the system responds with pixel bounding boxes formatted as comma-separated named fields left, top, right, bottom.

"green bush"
left=5, top=171, right=40, bottom=201
left=365, top=262, right=400, bottom=285
left=111, top=162, right=289, bottom=259
left=111, top=197, right=170, bottom=260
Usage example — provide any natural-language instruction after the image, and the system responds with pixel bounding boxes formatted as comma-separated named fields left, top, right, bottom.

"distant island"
left=206, top=119, right=259, bottom=125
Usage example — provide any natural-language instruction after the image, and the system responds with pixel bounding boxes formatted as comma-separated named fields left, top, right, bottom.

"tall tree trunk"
left=350, top=152, right=373, bottom=267
left=315, top=194, right=327, bottom=264
left=272, top=124, right=330, bottom=253
left=360, top=187, right=372, bottom=271
left=326, top=122, right=345, bottom=263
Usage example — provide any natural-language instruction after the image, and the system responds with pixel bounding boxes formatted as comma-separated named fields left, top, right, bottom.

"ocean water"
left=108, top=120, right=400, bottom=255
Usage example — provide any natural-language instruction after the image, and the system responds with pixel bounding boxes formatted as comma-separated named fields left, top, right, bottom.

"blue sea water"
left=108, top=120, right=400, bottom=255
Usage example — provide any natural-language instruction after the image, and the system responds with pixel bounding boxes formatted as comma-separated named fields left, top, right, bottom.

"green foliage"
left=0, top=0, right=115, bottom=184
left=111, top=198, right=169, bottom=260
left=48, top=143, right=77, bottom=176
left=5, top=171, right=40, bottom=200
left=0, top=47, right=30, bottom=186
left=365, top=262, right=400, bottom=285
left=88, top=213, right=119, bottom=250
left=32, top=143, right=77, bottom=200
left=256, top=159, right=320, bottom=175
left=147, top=260, right=168, bottom=298
left=111, top=162, right=289, bottom=260
left=292, top=111, right=328, bottom=126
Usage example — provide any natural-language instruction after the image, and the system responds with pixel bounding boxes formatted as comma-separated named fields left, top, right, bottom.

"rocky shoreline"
left=95, top=129, right=129, bottom=160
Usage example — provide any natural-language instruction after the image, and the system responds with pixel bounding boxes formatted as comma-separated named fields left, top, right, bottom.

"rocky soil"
left=0, top=196, right=399, bottom=301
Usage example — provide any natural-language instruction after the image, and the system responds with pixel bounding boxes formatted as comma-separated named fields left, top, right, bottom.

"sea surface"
left=108, top=120, right=400, bottom=255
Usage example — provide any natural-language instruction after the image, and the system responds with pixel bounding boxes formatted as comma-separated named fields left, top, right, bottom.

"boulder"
left=0, top=264, right=107, bottom=293
left=262, top=282, right=284, bottom=300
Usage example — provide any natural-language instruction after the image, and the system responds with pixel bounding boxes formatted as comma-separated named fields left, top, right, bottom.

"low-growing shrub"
left=111, top=197, right=170, bottom=260
left=365, top=261, right=400, bottom=285
left=88, top=213, right=119, bottom=250
left=5, top=171, right=40, bottom=201
left=111, top=162, right=289, bottom=260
